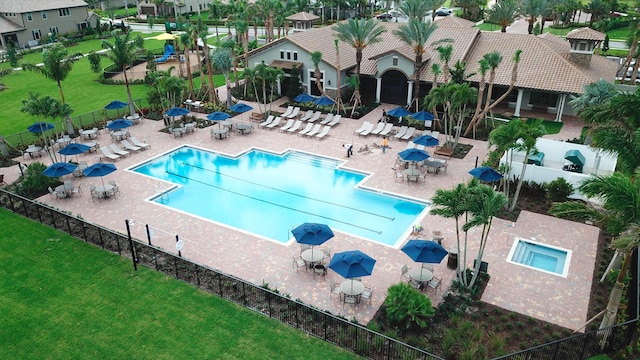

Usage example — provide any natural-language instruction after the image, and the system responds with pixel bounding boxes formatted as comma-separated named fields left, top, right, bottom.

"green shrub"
left=544, top=177, right=574, bottom=202
left=383, top=283, right=435, bottom=332
left=15, top=162, right=59, bottom=198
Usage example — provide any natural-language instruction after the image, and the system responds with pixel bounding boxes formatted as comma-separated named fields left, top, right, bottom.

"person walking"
left=380, top=109, right=387, bottom=123
left=381, top=136, right=388, bottom=153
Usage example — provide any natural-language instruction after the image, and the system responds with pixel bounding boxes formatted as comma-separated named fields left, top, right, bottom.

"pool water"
left=131, top=146, right=428, bottom=246
left=508, top=238, right=570, bottom=276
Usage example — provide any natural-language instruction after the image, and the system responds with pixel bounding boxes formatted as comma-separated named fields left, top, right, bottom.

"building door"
left=380, top=70, right=407, bottom=105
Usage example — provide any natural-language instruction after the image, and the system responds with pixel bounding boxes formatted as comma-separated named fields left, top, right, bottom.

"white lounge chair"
left=109, top=144, right=130, bottom=157
left=305, top=124, right=322, bottom=137
left=354, top=121, right=372, bottom=134
left=121, top=139, right=141, bottom=152
left=297, top=123, right=314, bottom=136
left=287, top=120, right=303, bottom=133
left=370, top=122, right=385, bottom=135
left=401, top=127, right=416, bottom=140
left=394, top=126, right=409, bottom=139
left=99, top=146, right=120, bottom=161
left=379, top=123, right=394, bottom=136
left=266, top=117, right=282, bottom=129
left=307, top=111, right=322, bottom=123
left=299, top=110, right=313, bottom=122
left=130, top=137, right=150, bottom=149
left=278, top=119, right=295, bottom=132
left=315, top=125, right=331, bottom=140
left=320, top=113, right=334, bottom=125
left=430, top=131, right=440, bottom=139
left=286, top=107, right=300, bottom=119
left=258, top=115, right=275, bottom=128
left=327, top=115, right=341, bottom=126
left=280, top=106, right=294, bottom=118
left=359, top=122, right=375, bottom=137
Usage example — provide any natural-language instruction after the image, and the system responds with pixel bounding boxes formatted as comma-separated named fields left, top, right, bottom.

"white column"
left=514, top=89, right=524, bottom=117
left=375, top=77, right=382, bottom=103
left=276, top=79, right=281, bottom=95
left=406, top=81, right=414, bottom=107
left=555, top=94, right=566, bottom=122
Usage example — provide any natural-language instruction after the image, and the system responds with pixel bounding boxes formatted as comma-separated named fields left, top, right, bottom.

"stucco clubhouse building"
left=247, top=17, right=617, bottom=122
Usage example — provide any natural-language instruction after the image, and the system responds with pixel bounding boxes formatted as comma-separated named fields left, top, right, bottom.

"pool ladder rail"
left=153, top=182, right=172, bottom=203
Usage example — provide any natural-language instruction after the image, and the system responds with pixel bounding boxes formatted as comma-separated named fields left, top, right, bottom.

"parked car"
left=435, top=7, right=453, bottom=16
left=376, top=13, right=393, bottom=21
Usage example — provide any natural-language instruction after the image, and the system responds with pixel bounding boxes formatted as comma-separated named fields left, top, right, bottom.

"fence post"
left=125, top=219, right=137, bottom=271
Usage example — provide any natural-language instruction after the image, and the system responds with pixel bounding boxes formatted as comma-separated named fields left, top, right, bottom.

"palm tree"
left=211, top=48, right=234, bottom=109
left=207, top=0, right=225, bottom=39
left=520, top=0, right=547, bottom=34
left=488, top=119, right=524, bottom=199
left=179, top=32, right=195, bottom=98
left=435, top=44, right=453, bottom=83
left=486, top=0, right=520, bottom=32
left=584, top=0, right=608, bottom=27
left=22, top=44, right=82, bottom=135
left=399, top=0, right=432, bottom=21
left=618, top=21, right=640, bottom=85
left=101, top=31, right=144, bottom=119
left=393, top=20, right=438, bottom=111
left=310, top=51, right=326, bottom=97
left=568, top=79, right=618, bottom=114
left=509, top=120, right=546, bottom=212
left=333, top=18, right=386, bottom=111
left=469, top=59, right=490, bottom=138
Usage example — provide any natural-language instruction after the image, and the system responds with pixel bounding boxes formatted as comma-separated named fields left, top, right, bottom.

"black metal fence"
left=0, top=189, right=441, bottom=360
left=1, top=189, right=636, bottom=359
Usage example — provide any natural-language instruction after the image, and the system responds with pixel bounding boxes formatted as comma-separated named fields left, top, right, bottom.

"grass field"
left=0, top=209, right=358, bottom=359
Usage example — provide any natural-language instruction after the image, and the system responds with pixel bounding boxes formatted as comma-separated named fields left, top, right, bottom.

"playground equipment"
left=155, top=44, right=175, bottom=63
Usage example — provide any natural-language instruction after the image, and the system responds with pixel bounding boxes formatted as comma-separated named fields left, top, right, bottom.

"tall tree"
left=508, top=120, right=546, bottom=212
left=435, top=44, right=453, bottom=83
left=101, top=31, right=145, bottom=118
left=520, top=0, right=547, bottom=34
left=179, top=31, right=195, bottom=98
left=486, top=0, right=520, bottom=32
left=393, top=20, right=438, bottom=111
left=22, top=44, right=82, bottom=135
left=333, top=18, right=385, bottom=112
left=399, top=0, right=433, bottom=21
left=584, top=0, right=609, bottom=27
left=310, top=51, right=326, bottom=97
left=211, top=48, right=235, bottom=109
left=568, top=79, right=617, bottom=114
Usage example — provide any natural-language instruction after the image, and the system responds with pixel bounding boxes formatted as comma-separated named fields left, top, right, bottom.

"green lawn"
left=526, top=119, right=563, bottom=134
left=0, top=209, right=358, bottom=359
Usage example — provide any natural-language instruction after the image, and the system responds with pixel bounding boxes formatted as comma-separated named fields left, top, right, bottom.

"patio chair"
left=319, top=113, right=334, bottom=125
left=278, top=119, right=294, bottom=133
left=360, top=285, right=373, bottom=304
left=99, top=146, right=120, bottom=161
left=315, top=126, right=331, bottom=140
left=286, top=120, right=303, bottom=134
left=48, top=186, right=56, bottom=199
left=370, top=122, right=385, bottom=135
left=299, top=110, right=313, bottom=122
left=401, top=127, right=416, bottom=140
left=130, top=137, right=150, bottom=150
left=121, top=139, right=141, bottom=153
left=71, top=185, right=82, bottom=197
left=394, top=126, right=408, bottom=139
left=322, top=247, right=331, bottom=263
left=422, top=263, right=434, bottom=271
left=293, top=256, right=307, bottom=273
left=343, top=294, right=358, bottom=306
left=286, top=107, right=300, bottom=119
left=327, top=115, right=341, bottom=126
left=90, top=185, right=101, bottom=202
left=297, top=123, right=314, bottom=136
left=354, top=121, right=372, bottom=135
left=109, top=144, right=130, bottom=157
left=265, top=117, right=282, bottom=129
left=401, top=264, right=411, bottom=281
left=280, top=106, right=294, bottom=118
left=304, top=124, right=322, bottom=138
left=379, top=123, right=394, bottom=136
left=300, top=244, right=311, bottom=253
left=258, top=115, right=275, bottom=128
left=409, top=279, right=423, bottom=290
left=329, top=280, right=342, bottom=299
left=108, top=180, right=120, bottom=195
left=55, top=190, right=68, bottom=201
left=394, top=170, right=405, bottom=182
left=307, top=111, right=322, bottom=123
left=426, top=277, right=442, bottom=294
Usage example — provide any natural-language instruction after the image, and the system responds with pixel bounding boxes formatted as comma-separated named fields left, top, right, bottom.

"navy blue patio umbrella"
left=412, top=135, right=439, bottom=147
left=83, top=163, right=117, bottom=187
left=294, top=93, right=315, bottom=103
left=107, top=118, right=133, bottom=130
left=469, top=166, right=503, bottom=182
left=165, top=107, right=190, bottom=117
left=104, top=100, right=128, bottom=110
left=329, top=250, right=376, bottom=292
left=230, top=103, right=253, bottom=114
left=207, top=111, right=232, bottom=128
left=402, top=240, right=448, bottom=263
left=42, top=162, right=78, bottom=178
left=398, top=148, right=430, bottom=162
left=292, top=222, right=335, bottom=261
left=387, top=107, right=412, bottom=118
left=27, top=122, right=55, bottom=134
left=410, top=110, right=434, bottom=121
left=58, top=143, right=91, bottom=162
left=314, top=96, right=336, bottom=106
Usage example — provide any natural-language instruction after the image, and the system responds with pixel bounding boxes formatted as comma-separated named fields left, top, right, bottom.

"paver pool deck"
left=7, top=97, right=597, bottom=330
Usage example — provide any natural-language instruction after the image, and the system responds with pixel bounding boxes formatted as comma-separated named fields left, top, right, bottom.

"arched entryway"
left=380, top=70, right=408, bottom=105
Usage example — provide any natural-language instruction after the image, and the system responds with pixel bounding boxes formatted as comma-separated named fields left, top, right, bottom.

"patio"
left=5, top=94, right=598, bottom=330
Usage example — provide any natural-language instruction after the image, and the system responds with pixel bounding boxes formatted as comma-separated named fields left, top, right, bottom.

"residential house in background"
left=0, top=0, right=93, bottom=49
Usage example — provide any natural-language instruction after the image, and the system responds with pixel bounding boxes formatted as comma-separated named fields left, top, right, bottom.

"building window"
left=32, top=29, right=42, bottom=40
left=59, top=8, right=70, bottom=17
left=41, top=11, right=47, bottom=20
left=50, top=26, right=59, bottom=35
left=280, top=50, right=284, bottom=59
left=26, top=13, right=33, bottom=21
left=578, top=42, right=587, bottom=51
left=293, top=52, right=298, bottom=61
left=287, top=51, right=291, bottom=60
left=392, top=56, right=398, bottom=66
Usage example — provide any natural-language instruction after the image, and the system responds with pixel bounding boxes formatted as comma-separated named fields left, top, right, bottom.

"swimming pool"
left=131, top=146, right=428, bottom=246
left=507, top=238, right=571, bottom=276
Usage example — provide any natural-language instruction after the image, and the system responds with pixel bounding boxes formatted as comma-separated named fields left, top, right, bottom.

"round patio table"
left=301, top=248, right=324, bottom=266
left=408, top=268, right=433, bottom=282
left=211, top=129, right=228, bottom=140
left=237, top=123, right=253, bottom=135
left=340, top=280, right=364, bottom=296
